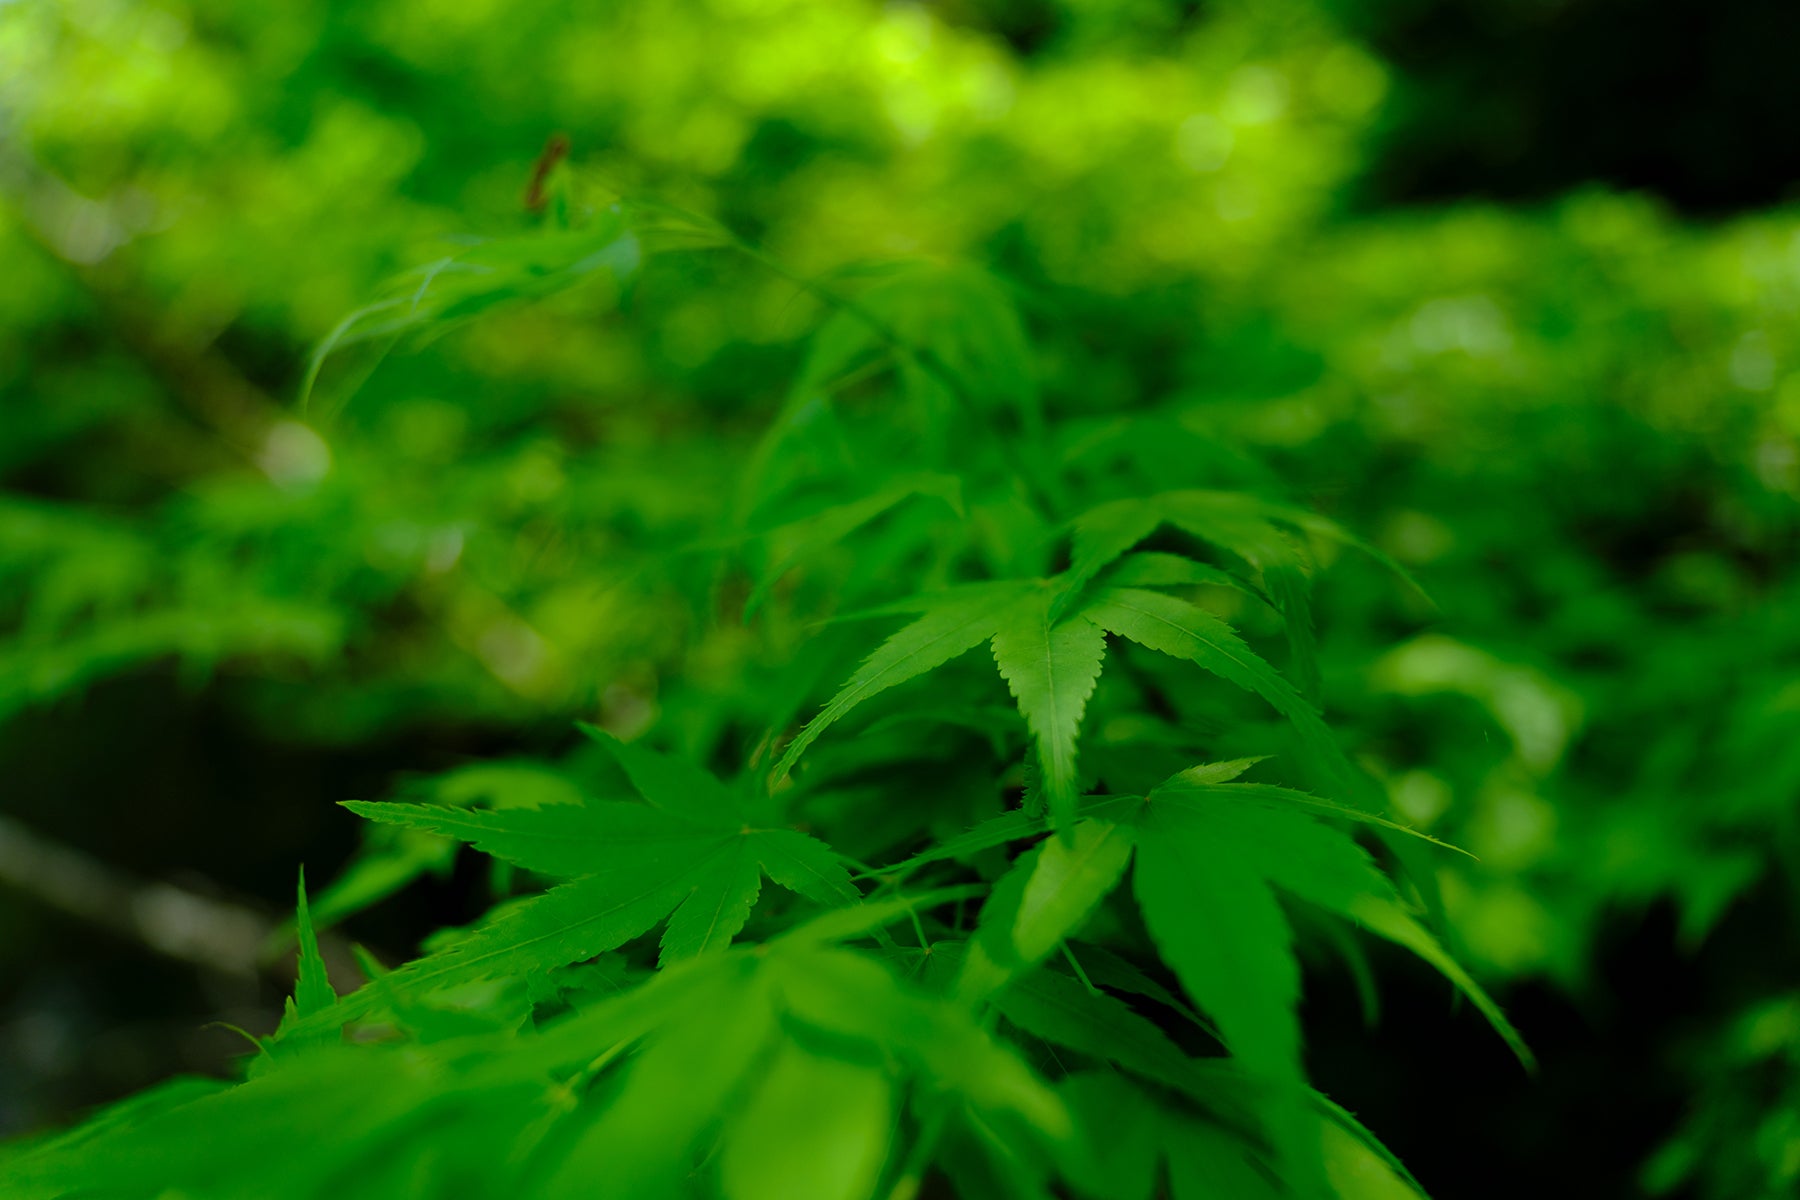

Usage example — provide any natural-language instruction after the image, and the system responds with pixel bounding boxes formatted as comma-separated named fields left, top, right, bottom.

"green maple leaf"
left=1075, top=585, right=1350, bottom=785
left=1056, top=1072, right=1424, bottom=1200
left=718, top=1042, right=893, bottom=1200
left=1128, top=766, right=1530, bottom=1184
left=1097, top=550, right=1262, bottom=596
left=1059, top=491, right=1427, bottom=698
left=973, top=948, right=1215, bottom=1099
left=1141, top=771, right=1529, bottom=1065
left=262, top=867, right=337, bottom=1058
left=955, top=817, right=1136, bottom=1000
left=778, top=556, right=1357, bottom=838
left=306, top=762, right=592, bottom=931
left=773, top=579, right=1108, bottom=836
left=1133, top=788, right=1533, bottom=1076
left=1134, top=803, right=1302, bottom=1082
left=328, top=730, right=859, bottom=1022
left=991, top=590, right=1111, bottom=831
left=541, top=908, right=1067, bottom=1200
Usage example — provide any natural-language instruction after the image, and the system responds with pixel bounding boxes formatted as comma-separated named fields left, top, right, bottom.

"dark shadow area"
left=0, top=667, right=531, bottom=1135
left=1346, top=0, right=1800, bottom=215
left=1307, top=883, right=1800, bottom=1199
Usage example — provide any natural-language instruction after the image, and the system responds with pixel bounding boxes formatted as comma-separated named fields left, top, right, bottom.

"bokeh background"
left=2, top=0, right=1798, bottom=1196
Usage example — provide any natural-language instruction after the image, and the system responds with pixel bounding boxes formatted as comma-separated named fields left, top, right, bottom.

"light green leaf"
left=989, top=956, right=1204, bottom=1099
left=991, top=590, right=1109, bottom=835
left=1350, top=895, right=1535, bottom=1072
left=0, top=1045, right=477, bottom=1199
left=343, top=756, right=865, bottom=987
left=1322, top=1117, right=1428, bottom=1200
left=1100, top=552, right=1259, bottom=595
left=659, top=842, right=763, bottom=964
left=1062, top=491, right=1299, bottom=611
left=720, top=1044, right=892, bottom=1200
left=292, top=867, right=334, bottom=1020
left=1081, top=586, right=1347, bottom=782
left=1063, top=498, right=1167, bottom=601
left=1166, top=1120, right=1286, bottom=1200
left=259, top=868, right=337, bottom=1061
left=1012, top=820, right=1134, bottom=965
left=1314, top=1098, right=1432, bottom=1200
left=1146, top=773, right=1469, bottom=853
left=580, top=724, right=741, bottom=822
left=545, top=968, right=778, bottom=1200
left=340, top=799, right=715, bottom=878
left=957, top=821, right=1138, bottom=1002
left=772, top=946, right=1069, bottom=1139
left=305, top=763, right=585, bottom=930
left=1265, top=561, right=1320, bottom=701
left=1131, top=803, right=1341, bottom=1195
left=957, top=844, right=1037, bottom=1001
left=1133, top=816, right=1300, bottom=1085
left=1056, top=1073, right=1163, bottom=1200
left=1141, top=784, right=1528, bottom=1069
left=874, top=808, right=1052, bottom=879
left=773, top=886, right=988, bottom=949
left=754, top=828, right=862, bottom=905
left=1190, top=802, right=1393, bottom=916
left=1057, top=489, right=1425, bottom=631
left=318, top=863, right=704, bottom=1025
left=303, top=212, right=638, bottom=409
left=1157, top=758, right=1269, bottom=786
left=774, top=581, right=1037, bottom=781
left=509, top=952, right=738, bottom=1079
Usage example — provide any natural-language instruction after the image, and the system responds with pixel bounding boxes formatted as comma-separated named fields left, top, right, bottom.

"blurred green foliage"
left=1, top=0, right=1797, bottom=1194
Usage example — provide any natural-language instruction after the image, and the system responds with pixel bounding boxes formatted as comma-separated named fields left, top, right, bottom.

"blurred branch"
left=0, top=814, right=269, bottom=978
left=0, top=814, right=366, bottom=996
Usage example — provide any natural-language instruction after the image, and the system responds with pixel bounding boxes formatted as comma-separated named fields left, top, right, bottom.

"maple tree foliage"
left=0, top=196, right=1529, bottom=1200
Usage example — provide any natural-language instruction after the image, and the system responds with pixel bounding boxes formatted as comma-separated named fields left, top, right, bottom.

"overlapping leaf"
left=1059, top=490, right=1426, bottom=696
left=780, top=556, right=1360, bottom=836
left=1056, top=1073, right=1424, bottom=1200
left=538, top=911, right=1068, bottom=1200
left=774, top=579, right=1109, bottom=834
left=4, top=907, right=1058, bottom=1200
left=1116, top=765, right=1530, bottom=1188
left=1076, top=585, right=1351, bottom=784
left=991, top=591, right=1110, bottom=832
left=0, top=168, right=1544, bottom=1200
left=323, top=733, right=858, bottom=1022
left=260, top=868, right=337, bottom=1062
left=955, top=817, right=1136, bottom=1000
left=1130, top=769, right=1532, bottom=1097
left=307, top=763, right=593, bottom=930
